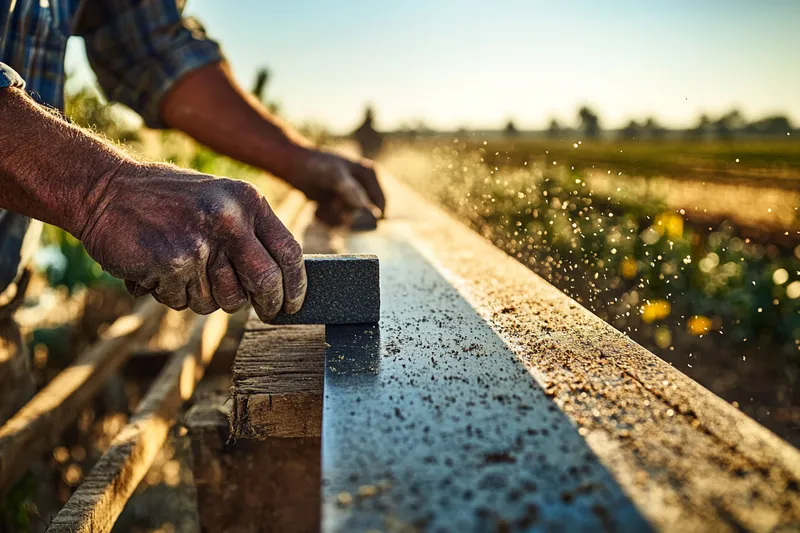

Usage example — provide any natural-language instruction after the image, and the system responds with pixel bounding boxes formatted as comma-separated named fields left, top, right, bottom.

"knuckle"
left=276, top=238, right=304, bottom=267
left=191, top=300, right=219, bottom=315
left=252, top=262, right=283, bottom=293
left=220, top=292, right=248, bottom=311
left=166, top=253, right=193, bottom=273
left=211, top=180, right=265, bottom=226
left=229, top=179, right=263, bottom=205
left=165, top=238, right=210, bottom=272
left=192, top=239, right=211, bottom=261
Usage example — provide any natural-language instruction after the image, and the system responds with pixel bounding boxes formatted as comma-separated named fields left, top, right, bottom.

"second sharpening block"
left=271, top=254, right=380, bottom=325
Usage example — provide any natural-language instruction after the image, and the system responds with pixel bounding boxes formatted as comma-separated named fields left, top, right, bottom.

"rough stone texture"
left=270, top=254, right=380, bottom=325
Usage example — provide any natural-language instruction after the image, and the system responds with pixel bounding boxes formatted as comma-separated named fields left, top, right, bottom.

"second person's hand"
left=288, top=150, right=386, bottom=227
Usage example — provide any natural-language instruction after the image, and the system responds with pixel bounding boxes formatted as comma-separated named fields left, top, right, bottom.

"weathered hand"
left=289, top=151, right=386, bottom=226
left=78, top=163, right=306, bottom=321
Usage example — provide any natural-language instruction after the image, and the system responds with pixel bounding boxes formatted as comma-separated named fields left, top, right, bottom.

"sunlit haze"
left=65, top=0, right=800, bottom=133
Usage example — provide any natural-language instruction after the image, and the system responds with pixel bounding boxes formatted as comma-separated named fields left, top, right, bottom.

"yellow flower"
left=688, top=315, right=712, bottom=336
left=656, top=212, right=684, bottom=239
left=621, top=257, right=637, bottom=279
left=654, top=326, right=672, bottom=349
left=641, top=300, right=671, bottom=323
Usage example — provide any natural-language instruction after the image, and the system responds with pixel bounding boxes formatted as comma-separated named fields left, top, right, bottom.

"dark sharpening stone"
left=271, top=254, right=380, bottom=325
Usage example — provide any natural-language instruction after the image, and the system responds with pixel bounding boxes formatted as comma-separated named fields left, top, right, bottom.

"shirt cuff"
left=140, top=40, right=224, bottom=129
left=0, top=63, right=25, bottom=91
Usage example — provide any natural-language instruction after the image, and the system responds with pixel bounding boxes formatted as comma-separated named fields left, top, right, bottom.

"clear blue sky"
left=66, top=0, right=800, bottom=133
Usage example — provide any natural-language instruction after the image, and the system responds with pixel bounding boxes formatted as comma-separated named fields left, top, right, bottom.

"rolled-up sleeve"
left=80, top=1, right=223, bottom=128
left=0, top=63, right=25, bottom=91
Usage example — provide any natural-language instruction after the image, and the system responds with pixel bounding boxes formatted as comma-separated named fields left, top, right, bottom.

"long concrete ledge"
left=313, top=175, right=800, bottom=532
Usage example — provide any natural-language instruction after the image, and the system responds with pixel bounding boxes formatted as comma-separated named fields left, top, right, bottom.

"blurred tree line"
left=540, top=106, right=794, bottom=141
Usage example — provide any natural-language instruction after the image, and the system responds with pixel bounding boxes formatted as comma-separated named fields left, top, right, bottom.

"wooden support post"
left=231, top=323, right=325, bottom=439
left=0, top=317, right=33, bottom=425
left=189, top=322, right=325, bottom=533
left=188, top=388, right=322, bottom=533
left=47, top=311, right=229, bottom=533
left=0, top=270, right=35, bottom=425
left=0, top=299, right=167, bottom=495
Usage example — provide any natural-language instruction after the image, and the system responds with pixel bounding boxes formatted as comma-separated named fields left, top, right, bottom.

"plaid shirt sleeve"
left=80, top=0, right=224, bottom=129
left=0, top=62, right=25, bottom=91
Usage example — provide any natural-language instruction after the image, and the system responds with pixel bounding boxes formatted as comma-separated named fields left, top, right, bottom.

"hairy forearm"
left=160, top=61, right=313, bottom=181
left=0, top=88, right=133, bottom=236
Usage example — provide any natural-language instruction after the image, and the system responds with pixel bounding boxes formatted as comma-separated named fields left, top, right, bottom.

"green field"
left=404, top=137, right=800, bottom=189
left=382, top=140, right=800, bottom=439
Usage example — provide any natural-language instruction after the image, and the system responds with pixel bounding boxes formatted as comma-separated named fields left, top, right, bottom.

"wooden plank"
left=0, top=270, right=34, bottom=424
left=231, top=324, right=325, bottom=439
left=0, top=299, right=167, bottom=495
left=0, top=317, right=33, bottom=425
left=47, top=311, right=229, bottom=533
left=187, top=378, right=321, bottom=533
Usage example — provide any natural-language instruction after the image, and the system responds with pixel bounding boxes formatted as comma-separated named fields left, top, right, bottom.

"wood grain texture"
left=231, top=324, right=325, bottom=438
left=47, top=311, right=229, bottom=533
left=0, top=299, right=167, bottom=495
left=0, top=318, right=33, bottom=425
left=188, top=379, right=321, bottom=533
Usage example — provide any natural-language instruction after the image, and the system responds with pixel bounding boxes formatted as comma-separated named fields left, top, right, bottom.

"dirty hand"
left=289, top=151, right=386, bottom=226
left=78, top=163, right=306, bottom=321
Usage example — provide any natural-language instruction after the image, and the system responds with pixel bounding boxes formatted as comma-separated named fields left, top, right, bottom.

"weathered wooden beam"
left=188, top=377, right=322, bottom=533
left=0, top=317, right=33, bottom=425
left=231, top=323, right=325, bottom=439
left=47, top=311, right=229, bottom=533
left=0, top=299, right=167, bottom=495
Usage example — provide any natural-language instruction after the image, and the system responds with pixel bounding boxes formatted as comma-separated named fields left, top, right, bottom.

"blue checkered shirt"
left=0, top=0, right=223, bottom=297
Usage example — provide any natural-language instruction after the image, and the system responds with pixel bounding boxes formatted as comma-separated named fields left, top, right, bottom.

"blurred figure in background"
left=353, top=106, right=385, bottom=160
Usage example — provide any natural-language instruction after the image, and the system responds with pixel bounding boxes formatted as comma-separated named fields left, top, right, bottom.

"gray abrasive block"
left=271, top=254, right=380, bottom=325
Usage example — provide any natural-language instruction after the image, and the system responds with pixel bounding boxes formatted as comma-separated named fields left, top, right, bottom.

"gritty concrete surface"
left=271, top=254, right=380, bottom=325
left=315, top=176, right=800, bottom=533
